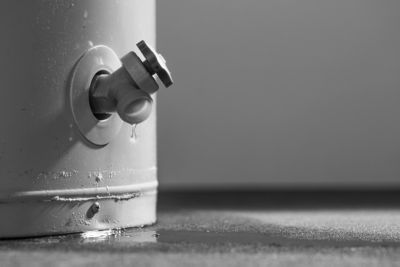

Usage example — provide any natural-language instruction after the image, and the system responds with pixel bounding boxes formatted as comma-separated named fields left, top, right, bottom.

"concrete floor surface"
left=1, top=191, right=400, bottom=267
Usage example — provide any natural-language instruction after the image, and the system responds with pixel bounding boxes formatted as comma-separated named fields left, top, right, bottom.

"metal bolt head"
left=137, top=40, right=173, bottom=88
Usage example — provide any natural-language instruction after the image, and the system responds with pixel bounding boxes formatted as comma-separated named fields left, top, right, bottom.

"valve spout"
left=89, top=69, right=153, bottom=125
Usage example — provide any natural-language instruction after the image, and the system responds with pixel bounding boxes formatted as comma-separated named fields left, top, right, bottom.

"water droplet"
left=83, top=10, right=88, bottom=19
left=95, top=173, right=103, bottom=183
left=88, top=41, right=94, bottom=47
left=130, top=125, right=137, bottom=143
left=59, top=171, right=72, bottom=178
left=68, top=137, right=73, bottom=142
left=153, top=233, right=160, bottom=238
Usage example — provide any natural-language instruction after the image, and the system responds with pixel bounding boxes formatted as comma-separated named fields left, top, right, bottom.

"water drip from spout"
left=130, top=124, right=137, bottom=143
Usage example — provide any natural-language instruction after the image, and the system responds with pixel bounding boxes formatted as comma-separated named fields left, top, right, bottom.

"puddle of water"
left=81, top=229, right=115, bottom=240
left=0, top=229, right=156, bottom=246
left=80, top=229, right=157, bottom=244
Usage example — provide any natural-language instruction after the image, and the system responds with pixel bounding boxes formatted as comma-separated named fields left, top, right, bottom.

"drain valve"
left=89, top=40, right=173, bottom=125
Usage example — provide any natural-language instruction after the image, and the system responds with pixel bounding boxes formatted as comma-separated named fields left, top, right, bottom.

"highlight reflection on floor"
left=1, top=190, right=400, bottom=266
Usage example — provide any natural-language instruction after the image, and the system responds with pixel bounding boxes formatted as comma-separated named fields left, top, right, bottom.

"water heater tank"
left=0, top=0, right=168, bottom=238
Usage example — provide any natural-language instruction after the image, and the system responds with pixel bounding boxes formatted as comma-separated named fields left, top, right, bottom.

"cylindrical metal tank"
left=0, top=0, right=157, bottom=238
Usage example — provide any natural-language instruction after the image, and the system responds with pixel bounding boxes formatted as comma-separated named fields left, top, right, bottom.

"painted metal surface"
left=0, top=0, right=157, bottom=238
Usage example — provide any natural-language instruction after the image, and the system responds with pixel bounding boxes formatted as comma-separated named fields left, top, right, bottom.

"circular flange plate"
left=70, top=46, right=123, bottom=146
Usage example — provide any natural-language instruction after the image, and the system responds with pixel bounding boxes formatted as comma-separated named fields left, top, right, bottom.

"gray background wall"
left=156, top=0, right=400, bottom=189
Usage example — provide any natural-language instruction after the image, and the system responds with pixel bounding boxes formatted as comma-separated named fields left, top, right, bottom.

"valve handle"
left=137, top=40, right=174, bottom=88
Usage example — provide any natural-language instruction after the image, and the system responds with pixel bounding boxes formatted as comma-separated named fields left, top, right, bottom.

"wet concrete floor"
left=1, top=190, right=400, bottom=266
